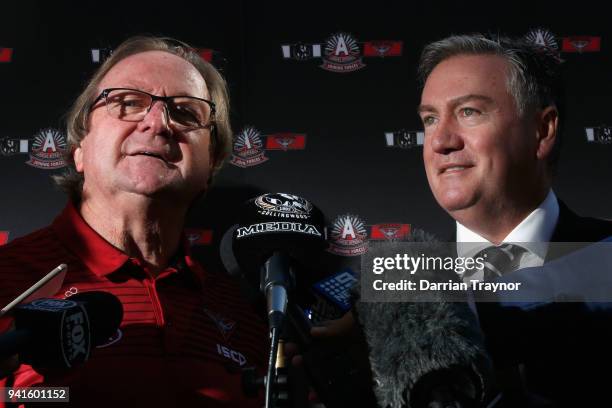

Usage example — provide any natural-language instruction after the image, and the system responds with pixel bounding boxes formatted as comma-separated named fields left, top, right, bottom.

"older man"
left=0, top=37, right=267, bottom=407
left=417, top=35, right=612, bottom=406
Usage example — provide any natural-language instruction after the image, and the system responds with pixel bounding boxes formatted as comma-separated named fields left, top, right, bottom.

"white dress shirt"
left=456, top=190, right=560, bottom=280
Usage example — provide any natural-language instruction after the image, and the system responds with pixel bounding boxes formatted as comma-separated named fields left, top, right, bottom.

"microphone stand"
left=262, top=251, right=292, bottom=408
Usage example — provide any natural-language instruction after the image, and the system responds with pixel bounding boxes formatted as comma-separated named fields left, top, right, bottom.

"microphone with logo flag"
left=221, top=192, right=377, bottom=408
left=0, top=291, right=123, bottom=371
left=226, top=192, right=327, bottom=407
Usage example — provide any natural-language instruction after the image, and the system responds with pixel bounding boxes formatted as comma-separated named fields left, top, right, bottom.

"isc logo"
left=216, top=344, right=247, bottom=366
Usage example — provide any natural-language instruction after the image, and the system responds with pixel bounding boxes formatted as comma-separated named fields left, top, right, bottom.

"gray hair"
left=54, top=36, right=232, bottom=201
left=418, top=34, right=564, bottom=170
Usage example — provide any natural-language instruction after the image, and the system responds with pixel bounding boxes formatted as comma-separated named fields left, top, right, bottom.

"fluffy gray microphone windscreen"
left=354, top=229, right=493, bottom=408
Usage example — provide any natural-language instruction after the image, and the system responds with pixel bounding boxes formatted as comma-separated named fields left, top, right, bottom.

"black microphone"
left=225, top=192, right=327, bottom=407
left=355, top=230, right=494, bottom=408
left=0, top=291, right=123, bottom=370
left=230, top=192, right=327, bottom=328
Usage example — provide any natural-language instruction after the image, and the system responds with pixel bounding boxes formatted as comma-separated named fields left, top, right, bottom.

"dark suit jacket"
left=475, top=199, right=612, bottom=407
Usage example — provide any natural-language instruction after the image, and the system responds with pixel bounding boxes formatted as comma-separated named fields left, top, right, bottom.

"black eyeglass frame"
left=91, top=87, right=217, bottom=129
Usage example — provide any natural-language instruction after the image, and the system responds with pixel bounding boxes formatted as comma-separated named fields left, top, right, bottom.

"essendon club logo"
left=266, top=133, right=306, bottom=150
left=230, top=127, right=307, bottom=168
left=0, top=48, right=13, bottom=63
left=27, top=128, right=68, bottom=169
left=385, top=130, right=424, bottom=149
left=585, top=126, right=612, bottom=144
left=327, top=214, right=369, bottom=256
left=184, top=228, right=213, bottom=246
left=204, top=308, right=237, bottom=341
left=0, top=231, right=9, bottom=246
left=282, top=32, right=402, bottom=73
left=562, top=36, right=601, bottom=53
left=370, top=223, right=411, bottom=240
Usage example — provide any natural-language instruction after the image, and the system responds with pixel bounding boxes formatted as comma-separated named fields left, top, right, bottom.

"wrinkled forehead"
left=99, top=50, right=209, bottom=99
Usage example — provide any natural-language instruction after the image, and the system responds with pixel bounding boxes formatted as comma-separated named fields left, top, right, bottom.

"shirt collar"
left=52, top=201, right=207, bottom=286
left=456, top=190, right=560, bottom=260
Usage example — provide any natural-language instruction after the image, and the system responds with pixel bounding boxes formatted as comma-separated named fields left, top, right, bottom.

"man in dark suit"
left=417, top=34, right=612, bottom=406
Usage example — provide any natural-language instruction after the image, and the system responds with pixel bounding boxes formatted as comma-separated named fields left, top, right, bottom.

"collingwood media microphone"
left=221, top=193, right=378, bottom=408
left=356, top=230, right=494, bottom=408
left=222, top=192, right=327, bottom=408
left=0, top=291, right=123, bottom=370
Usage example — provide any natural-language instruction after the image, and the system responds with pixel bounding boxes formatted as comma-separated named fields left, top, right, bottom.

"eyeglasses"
left=91, top=88, right=216, bottom=129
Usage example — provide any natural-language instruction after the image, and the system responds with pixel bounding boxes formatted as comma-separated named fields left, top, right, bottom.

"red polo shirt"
left=0, top=203, right=268, bottom=407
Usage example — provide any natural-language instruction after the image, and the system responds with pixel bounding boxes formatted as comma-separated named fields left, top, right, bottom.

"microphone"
left=229, top=192, right=327, bottom=328
left=224, top=192, right=327, bottom=407
left=355, top=230, right=494, bottom=408
left=0, top=291, right=123, bottom=370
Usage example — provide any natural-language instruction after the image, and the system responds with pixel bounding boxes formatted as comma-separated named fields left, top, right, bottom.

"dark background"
left=1, top=1, right=610, bottom=258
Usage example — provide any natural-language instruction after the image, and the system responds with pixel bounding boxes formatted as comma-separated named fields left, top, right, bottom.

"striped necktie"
left=464, top=244, right=527, bottom=281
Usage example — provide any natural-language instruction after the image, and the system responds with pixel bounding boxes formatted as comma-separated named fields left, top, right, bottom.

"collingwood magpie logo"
left=585, top=126, right=612, bottom=144
left=524, top=28, right=558, bottom=50
left=255, top=193, right=313, bottom=219
left=327, top=214, right=369, bottom=256
left=230, top=127, right=268, bottom=168
left=385, top=129, right=425, bottom=149
left=282, top=32, right=402, bottom=73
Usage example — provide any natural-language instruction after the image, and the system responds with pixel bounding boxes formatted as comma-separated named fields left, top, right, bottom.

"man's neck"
left=452, top=189, right=550, bottom=245
left=79, top=194, right=188, bottom=277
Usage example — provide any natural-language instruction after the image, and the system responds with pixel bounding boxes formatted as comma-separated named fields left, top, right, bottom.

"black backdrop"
left=1, top=2, right=610, bottom=270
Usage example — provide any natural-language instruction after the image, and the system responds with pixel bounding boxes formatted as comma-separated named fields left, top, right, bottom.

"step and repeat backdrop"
left=1, top=2, right=610, bottom=281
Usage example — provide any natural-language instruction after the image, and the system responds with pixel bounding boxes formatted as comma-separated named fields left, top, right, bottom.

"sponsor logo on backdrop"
left=204, top=308, right=237, bottom=340
left=1, top=128, right=68, bottom=169
left=562, top=36, right=601, bottom=53
left=195, top=48, right=214, bottom=62
left=282, top=32, right=402, bottom=73
left=230, top=127, right=306, bottom=168
left=525, top=29, right=600, bottom=55
left=370, top=223, right=411, bottom=240
left=255, top=193, right=312, bottom=219
left=91, top=48, right=112, bottom=63
left=327, top=214, right=369, bottom=256
left=26, top=128, right=68, bottom=169
left=266, top=133, right=307, bottom=150
left=230, top=127, right=268, bottom=167
left=525, top=28, right=559, bottom=50
left=0, top=48, right=13, bottom=63
left=184, top=228, right=213, bottom=246
left=0, top=231, right=9, bottom=246
left=585, top=126, right=612, bottom=144
left=385, top=129, right=424, bottom=149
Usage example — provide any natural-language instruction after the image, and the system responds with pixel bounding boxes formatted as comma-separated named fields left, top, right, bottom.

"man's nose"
left=429, top=116, right=464, bottom=154
left=137, top=101, right=171, bottom=135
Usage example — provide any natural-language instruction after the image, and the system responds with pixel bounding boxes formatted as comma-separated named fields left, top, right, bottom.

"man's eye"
left=422, top=116, right=437, bottom=126
left=460, top=107, right=479, bottom=117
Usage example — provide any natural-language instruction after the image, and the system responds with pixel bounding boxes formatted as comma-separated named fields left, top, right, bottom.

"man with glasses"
left=0, top=36, right=267, bottom=407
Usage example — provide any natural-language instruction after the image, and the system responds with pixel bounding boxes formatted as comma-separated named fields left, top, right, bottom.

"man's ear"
left=73, top=145, right=84, bottom=172
left=536, top=106, right=558, bottom=161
